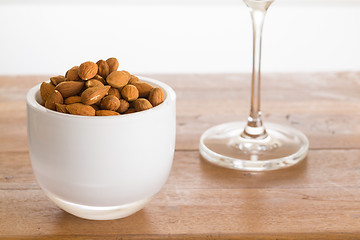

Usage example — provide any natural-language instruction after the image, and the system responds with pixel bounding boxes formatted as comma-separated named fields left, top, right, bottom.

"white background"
left=0, top=0, right=359, bottom=75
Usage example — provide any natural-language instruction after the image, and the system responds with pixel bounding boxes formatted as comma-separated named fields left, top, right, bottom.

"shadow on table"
left=198, top=154, right=308, bottom=188
left=51, top=206, right=154, bottom=235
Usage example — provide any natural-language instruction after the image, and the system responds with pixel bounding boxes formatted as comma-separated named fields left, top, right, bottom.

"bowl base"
left=44, top=191, right=151, bottom=220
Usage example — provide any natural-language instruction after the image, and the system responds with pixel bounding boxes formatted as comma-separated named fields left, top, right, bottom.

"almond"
left=45, top=90, right=63, bottom=111
left=124, top=108, right=136, bottom=114
left=85, top=79, right=104, bottom=88
left=121, top=85, right=139, bottom=101
left=81, top=85, right=111, bottom=105
left=148, top=87, right=165, bottom=107
left=122, top=70, right=131, bottom=78
left=96, top=60, right=110, bottom=79
left=64, top=96, right=82, bottom=105
left=106, top=71, right=130, bottom=88
left=117, top=99, right=130, bottom=113
left=40, top=82, right=55, bottom=102
left=78, top=61, right=98, bottom=80
left=106, top=57, right=119, bottom=73
left=50, top=75, right=66, bottom=86
left=55, top=81, right=85, bottom=98
left=95, top=110, right=120, bottom=116
left=134, top=98, right=153, bottom=112
left=66, top=103, right=95, bottom=116
left=65, top=66, right=80, bottom=81
left=100, top=95, right=120, bottom=111
left=128, top=75, right=140, bottom=84
left=92, top=74, right=106, bottom=84
left=44, top=58, right=162, bottom=116
left=132, top=82, right=153, bottom=98
left=108, top=87, right=121, bottom=99
left=55, top=103, right=68, bottom=113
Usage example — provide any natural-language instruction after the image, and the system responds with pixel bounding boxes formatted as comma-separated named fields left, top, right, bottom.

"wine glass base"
left=199, top=122, right=309, bottom=171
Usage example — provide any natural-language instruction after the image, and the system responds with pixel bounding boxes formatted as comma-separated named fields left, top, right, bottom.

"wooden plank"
left=1, top=150, right=360, bottom=238
left=0, top=186, right=359, bottom=237
left=2, top=150, right=360, bottom=191
left=1, top=182, right=359, bottom=238
left=0, top=152, right=37, bottom=190
left=1, top=73, right=360, bottom=152
left=2, top=107, right=359, bottom=152
left=1, top=234, right=360, bottom=240
left=176, top=112, right=360, bottom=150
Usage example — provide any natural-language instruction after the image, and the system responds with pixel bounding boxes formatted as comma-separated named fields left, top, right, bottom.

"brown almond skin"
left=55, top=81, right=85, bottom=98
left=121, top=85, right=139, bottom=101
left=65, top=66, right=80, bottom=81
left=66, top=103, right=95, bottom=116
left=122, top=70, right=131, bottom=78
left=134, top=98, right=153, bottom=112
left=128, top=75, right=140, bottom=84
left=78, top=61, right=98, bottom=80
left=106, top=71, right=130, bottom=88
left=64, top=96, right=82, bottom=105
left=124, top=108, right=136, bottom=114
left=133, top=82, right=154, bottom=98
left=50, top=75, right=66, bottom=86
left=45, top=90, right=63, bottom=111
left=40, top=82, right=55, bottom=102
left=100, top=95, right=120, bottom=111
left=106, top=57, right=119, bottom=73
left=148, top=87, right=165, bottom=107
left=95, top=110, right=120, bottom=116
left=108, top=87, right=121, bottom=99
left=55, top=103, right=68, bottom=113
left=117, top=99, right=130, bottom=113
left=92, top=74, right=106, bottom=84
left=85, top=79, right=104, bottom=88
left=81, top=85, right=111, bottom=105
left=96, top=60, right=110, bottom=79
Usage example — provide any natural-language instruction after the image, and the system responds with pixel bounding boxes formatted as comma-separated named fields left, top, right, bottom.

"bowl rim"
left=26, top=75, right=176, bottom=119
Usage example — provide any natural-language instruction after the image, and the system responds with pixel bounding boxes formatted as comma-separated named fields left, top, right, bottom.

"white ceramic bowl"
left=26, top=76, right=176, bottom=220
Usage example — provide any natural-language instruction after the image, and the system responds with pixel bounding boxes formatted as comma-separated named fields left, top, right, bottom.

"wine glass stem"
left=243, top=6, right=269, bottom=139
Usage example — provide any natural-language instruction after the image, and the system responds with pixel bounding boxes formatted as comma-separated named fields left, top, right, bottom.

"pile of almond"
left=40, top=58, right=165, bottom=116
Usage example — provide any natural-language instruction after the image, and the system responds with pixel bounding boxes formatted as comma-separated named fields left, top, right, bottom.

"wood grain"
left=0, top=73, right=360, bottom=239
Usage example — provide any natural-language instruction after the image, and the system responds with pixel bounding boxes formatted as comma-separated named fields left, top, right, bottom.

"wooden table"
left=1, top=73, right=360, bottom=239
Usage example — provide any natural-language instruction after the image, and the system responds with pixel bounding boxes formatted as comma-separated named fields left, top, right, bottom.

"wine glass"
left=199, top=0, right=309, bottom=171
